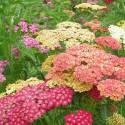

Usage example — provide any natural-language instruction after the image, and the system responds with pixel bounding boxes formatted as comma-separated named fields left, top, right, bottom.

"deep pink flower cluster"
left=15, top=20, right=38, bottom=33
left=23, top=35, right=49, bottom=53
left=95, top=36, right=122, bottom=50
left=0, top=60, right=9, bottom=83
left=64, top=110, right=93, bottom=125
left=47, top=44, right=125, bottom=101
left=0, top=82, right=73, bottom=125
left=89, top=86, right=103, bottom=101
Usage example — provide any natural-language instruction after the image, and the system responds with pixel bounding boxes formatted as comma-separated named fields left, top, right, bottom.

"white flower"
left=108, top=25, right=125, bottom=45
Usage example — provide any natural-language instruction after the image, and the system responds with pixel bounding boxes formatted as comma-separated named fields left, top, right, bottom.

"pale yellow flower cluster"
left=0, top=77, right=43, bottom=98
left=46, top=71, right=92, bottom=92
left=117, top=20, right=125, bottom=30
left=41, top=55, right=56, bottom=72
left=75, top=3, right=107, bottom=11
left=36, top=21, right=95, bottom=50
left=106, top=113, right=125, bottom=125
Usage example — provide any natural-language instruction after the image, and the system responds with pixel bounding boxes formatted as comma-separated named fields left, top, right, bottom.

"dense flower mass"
left=36, top=21, right=95, bottom=50
left=23, top=35, right=49, bottom=53
left=45, top=44, right=125, bottom=100
left=64, top=110, right=93, bottom=125
left=0, top=60, right=9, bottom=83
left=106, top=113, right=125, bottom=125
left=97, top=79, right=125, bottom=101
left=0, top=80, right=73, bottom=124
left=95, top=36, right=122, bottom=50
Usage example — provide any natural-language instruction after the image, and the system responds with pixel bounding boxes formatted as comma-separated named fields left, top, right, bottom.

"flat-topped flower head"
left=65, top=110, right=93, bottom=125
left=96, top=36, right=122, bottom=50
left=97, top=79, right=125, bottom=101
left=106, top=113, right=125, bottom=125
left=0, top=80, right=73, bottom=124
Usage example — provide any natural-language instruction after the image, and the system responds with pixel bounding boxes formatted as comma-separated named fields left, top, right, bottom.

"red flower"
left=104, top=0, right=113, bottom=3
left=89, top=86, right=103, bottom=101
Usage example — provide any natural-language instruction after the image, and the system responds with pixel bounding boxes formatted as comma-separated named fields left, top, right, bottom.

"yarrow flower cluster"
left=84, top=19, right=108, bottom=32
left=15, top=20, right=38, bottom=33
left=97, top=79, right=125, bottom=101
left=75, top=3, right=107, bottom=11
left=106, top=113, right=125, bottom=125
left=45, top=44, right=125, bottom=101
left=0, top=60, right=9, bottom=83
left=95, top=36, right=122, bottom=50
left=0, top=80, right=73, bottom=124
left=5, top=77, right=43, bottom=95
left=36, top=21, right=95, bottom=50
left=23, top=35, right=49, bottom=53
left=41, top=55, right=56, bottom=72
left=64, top=110, right=93, bottom=125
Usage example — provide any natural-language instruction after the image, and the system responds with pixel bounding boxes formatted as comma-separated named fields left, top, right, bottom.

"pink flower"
left=74, top=65, right=103, bottom=85
left=64, top=110, right=93, bottom=125
left=47, top=44, right=125, bottom=95
left=0, top=74, right=6, bottom=83
left=97, top=79, right=125, bottom=101
left=23, top=35, right=40, bottom=48
left=14, top=25, right=19, bottom=32
left=19, top=20, right=28, bottom=33
left=53, top=53, right=78, bottom=72
left=23, top=35, right=49, bottom=53
left=29, top=24, right=38, bottom=33
left=114, top=67, right=125, bottom=81
left=0, top=82, right=73, bottom=124
left=84, top=19, right=101, bottom=31
left=96, top=36, right=122, bottom=50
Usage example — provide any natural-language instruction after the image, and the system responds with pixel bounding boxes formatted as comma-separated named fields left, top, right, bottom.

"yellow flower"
left=41, top=55, right=56, bottom=72
left=75, top=3, right=107, bottom=11
left=36, top=29, right=62, bottom=50
left=36, top=21, right=95, bottom=50
left=6, top=77, right=43, bottom=95
left=117, top=20, right=125, bottom=30
left=62, top=72, right=92, bottom=92
left=56, top=21, right=82, bottom=29
left=46, top=71, right=92, bottom=92
left=0, top=92, right=6, bottom=98
left=107, top=113, right=125, bottom=125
